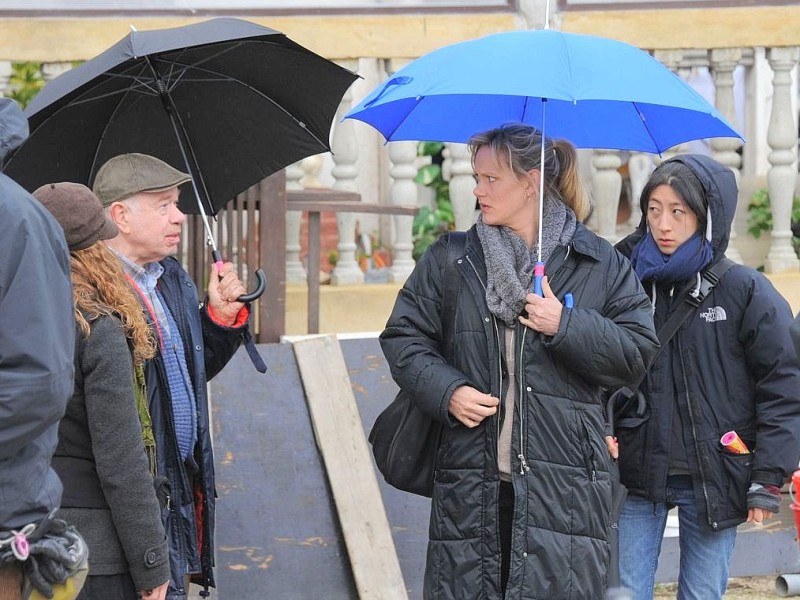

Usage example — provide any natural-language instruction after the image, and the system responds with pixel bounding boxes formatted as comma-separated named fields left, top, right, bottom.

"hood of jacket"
left=624, top=154, right=737, bottom=260
left=0, top=98, right=28, bottom=168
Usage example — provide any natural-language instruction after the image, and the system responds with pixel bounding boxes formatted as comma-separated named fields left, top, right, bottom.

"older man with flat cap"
left=93, top=153, right=251, bottom=600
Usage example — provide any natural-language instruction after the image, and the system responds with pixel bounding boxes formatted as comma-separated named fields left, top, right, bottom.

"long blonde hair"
left=71, top=243, right=156, bottom=366
left=469, top=123, right=591, bottom=221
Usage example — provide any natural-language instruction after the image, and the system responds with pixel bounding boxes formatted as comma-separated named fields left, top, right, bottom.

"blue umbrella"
left=344, top=29, right=741, bottom=152
left=344, top=28, right=743, bottom=295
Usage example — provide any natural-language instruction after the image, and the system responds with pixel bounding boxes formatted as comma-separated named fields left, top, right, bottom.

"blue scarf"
left=630, top=231, right=713, bottom=284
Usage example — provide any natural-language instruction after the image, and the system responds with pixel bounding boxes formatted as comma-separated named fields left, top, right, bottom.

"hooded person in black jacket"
left=381, top=123, right=659, bottom=599
left=615, top=154, right=800, bottom=600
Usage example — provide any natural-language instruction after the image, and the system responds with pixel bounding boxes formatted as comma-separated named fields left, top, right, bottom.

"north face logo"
left=700, top=306, right=727, bottom=322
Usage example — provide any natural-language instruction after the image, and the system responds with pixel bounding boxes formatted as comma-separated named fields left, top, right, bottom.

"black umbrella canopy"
left=4, top=18, right=358, bottom=215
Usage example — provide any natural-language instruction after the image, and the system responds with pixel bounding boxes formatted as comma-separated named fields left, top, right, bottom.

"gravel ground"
left=654, top=576, right=781, bottom=599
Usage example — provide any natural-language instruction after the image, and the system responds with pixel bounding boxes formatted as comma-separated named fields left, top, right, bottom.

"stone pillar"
left=653, top=50, right=691, bottom=159
left=0, top=61, right=12, bottom=97
left=626, top=153, right=653, bottom=229
left=591, top=150, right=622, bottom=243
left=285, top=161, right=307, bottom=284
left=709, top=48, right=744, bottom=264
left=764, top=47, right=800, bottom=273
left=42, top=62, right=71, bottom=82
left=330, top=61, right=364, bottom=285
left=384, top=59, right=418, bottom=284
left=447, top=143, right=476, bottom=231
left=387, top=141, right=418, bottom=283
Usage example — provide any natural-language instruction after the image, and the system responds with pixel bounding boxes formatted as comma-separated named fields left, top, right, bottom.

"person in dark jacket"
left=92, top=153, right=250, bottom=600
left=0, top=98, right=75, bottom=600
left=33, top=182, right=171, bottom=600
left=615, top=154, right=800, bottom=600
left=380, top=123, right=659, bottom=599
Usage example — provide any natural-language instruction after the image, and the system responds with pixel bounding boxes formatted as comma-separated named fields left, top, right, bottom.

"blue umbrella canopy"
left=345, top=29, right=742, bottom=154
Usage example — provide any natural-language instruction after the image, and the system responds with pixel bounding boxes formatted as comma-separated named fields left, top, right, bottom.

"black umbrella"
left=4, top=17, right=358, bottom=301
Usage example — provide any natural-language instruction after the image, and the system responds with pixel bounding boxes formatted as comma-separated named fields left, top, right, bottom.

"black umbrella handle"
left=211, top=250, right=267, bottom=303
left=238, top=269, right=266, bottom=303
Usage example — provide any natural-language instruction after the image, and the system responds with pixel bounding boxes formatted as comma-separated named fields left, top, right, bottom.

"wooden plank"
left=293, top=335, right=408, bottom=600
left=286, top=200, right=418, bottom=216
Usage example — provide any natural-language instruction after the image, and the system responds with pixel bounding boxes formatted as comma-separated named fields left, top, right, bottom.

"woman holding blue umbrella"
left=380, top=123, right=659, bottom=598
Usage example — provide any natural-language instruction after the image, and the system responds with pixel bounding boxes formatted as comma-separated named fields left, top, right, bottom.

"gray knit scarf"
left=476, top=196, right=578, bottom=326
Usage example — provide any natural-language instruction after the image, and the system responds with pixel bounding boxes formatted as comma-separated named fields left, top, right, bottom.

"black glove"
left=22, top=517, right=88, bottom=599
left=747, top=482, right=781, bottom=514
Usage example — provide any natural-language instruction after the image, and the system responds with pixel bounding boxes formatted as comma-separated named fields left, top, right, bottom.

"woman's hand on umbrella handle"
left=448, top=385, right=499, bottom=428
left=519, top=277, right=562, bottom=336
left=208, top=262, right=246, bottom=325
left=605, top=435, right=619, bottom=460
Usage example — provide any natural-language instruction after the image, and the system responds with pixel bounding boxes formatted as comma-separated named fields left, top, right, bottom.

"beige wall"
left=2, top=4, right=799, bottom=64
left=0, top=14, right=519, bottom=62
left=560, top=5, right=800, bottom=50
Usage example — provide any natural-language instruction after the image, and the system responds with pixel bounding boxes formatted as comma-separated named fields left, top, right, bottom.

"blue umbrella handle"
left=533, top=261, right=545, bottom=296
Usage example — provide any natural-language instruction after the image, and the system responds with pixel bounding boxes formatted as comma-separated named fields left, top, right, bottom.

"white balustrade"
left=591, top=150, right=622, bottom=244
left=330, top=63, right=365, bottom=285
left=709, top=48, right=744, bottom=263
left=285, top=161, right=307, bottom=284
left=764, top=47, right=800, bottom=273
left=0, top=61, right=11, bottom=96
left=447, top=143, right=476, bottom=231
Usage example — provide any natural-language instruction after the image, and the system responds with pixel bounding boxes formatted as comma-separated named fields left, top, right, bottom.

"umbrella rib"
left=631, top=102, right=662, bottom=154
left=153, top=58, right=333, bottom=150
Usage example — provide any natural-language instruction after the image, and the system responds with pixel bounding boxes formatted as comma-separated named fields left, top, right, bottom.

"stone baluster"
left=0, top=61, right=12, bottom=97
left=300, top=154, right=324, bottom=189
left=591, top=150, right=622, bottom=243
left=285, top=161, right=307, bottom=284
left=764, top=47, right=800, bottom=273
left=626, top=153, right=653, bottom=229
left=330, top=62, right=364, bottom=285
left=384, top=59, right=418, bottom=284
left=447, top=143, right=476, bottom=231
left=653, top=50, right=691, bottom=160
left=387, top=141, right=418, bottom=283
left=709, top=48, right=744, bottom=264
left=42, top=62, right=72, bottom=82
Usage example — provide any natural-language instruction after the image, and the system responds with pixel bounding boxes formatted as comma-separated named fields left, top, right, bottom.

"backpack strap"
left=441, top=231, right=466, bottom=362
left=607, top=257, right=736, bottom=430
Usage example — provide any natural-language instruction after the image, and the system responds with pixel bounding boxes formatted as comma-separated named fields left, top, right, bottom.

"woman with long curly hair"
left=33, top=182, right=170, bottom=600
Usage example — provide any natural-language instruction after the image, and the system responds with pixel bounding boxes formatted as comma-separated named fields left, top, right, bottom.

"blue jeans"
left=619, top=475, right=737, bottom=600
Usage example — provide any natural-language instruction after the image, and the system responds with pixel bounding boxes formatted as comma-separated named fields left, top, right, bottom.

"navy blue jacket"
left=146, top=257, right=245, bottom=599
left=616, top=154, right=800, bottom=531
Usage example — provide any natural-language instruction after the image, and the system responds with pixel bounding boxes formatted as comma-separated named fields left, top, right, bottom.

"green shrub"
left=746, top=187, right=800, bottom=258
left=412, top=142, right=455, bottom=261
left=7, top=62, right=44, bottom=109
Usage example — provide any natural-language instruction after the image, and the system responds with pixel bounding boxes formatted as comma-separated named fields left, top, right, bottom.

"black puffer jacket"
left=616, top=154, right=800, bottom=531
left=381, top=223, right=658, bottom=599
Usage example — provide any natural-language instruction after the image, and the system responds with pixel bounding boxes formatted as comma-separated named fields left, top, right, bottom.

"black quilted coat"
left=380, top=223, right=659, bottom=599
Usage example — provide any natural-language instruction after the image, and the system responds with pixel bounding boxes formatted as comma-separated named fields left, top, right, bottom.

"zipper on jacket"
left=465, top=254, right=504, bottom=465
left=677, top=338, right=715, bottom=529
left=579, top=415, right=598, bottom=483
left=517, top=326, right=531, bottom=475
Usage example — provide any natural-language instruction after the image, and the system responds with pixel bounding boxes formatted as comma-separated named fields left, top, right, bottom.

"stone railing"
left=2, top=45, right=798, bottom=290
